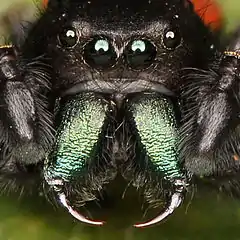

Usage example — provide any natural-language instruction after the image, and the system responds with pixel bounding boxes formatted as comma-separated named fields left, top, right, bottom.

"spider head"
left=37, top=0, right=213, bottom=227
left=25, top=0, right=217, bottom=98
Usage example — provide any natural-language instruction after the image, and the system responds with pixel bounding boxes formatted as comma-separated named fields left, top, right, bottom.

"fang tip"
left=58, top=193, right=105, bottom=226
left=134, top=192, right=183, bottom=228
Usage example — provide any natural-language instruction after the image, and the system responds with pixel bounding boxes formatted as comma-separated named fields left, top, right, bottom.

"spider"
left=0, top=0, right=239, bottom=228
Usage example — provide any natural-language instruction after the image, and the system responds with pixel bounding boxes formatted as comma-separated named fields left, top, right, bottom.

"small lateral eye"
left=58, top=27, right=79, bottom=48
left=162, top=29, right=181, bottom=50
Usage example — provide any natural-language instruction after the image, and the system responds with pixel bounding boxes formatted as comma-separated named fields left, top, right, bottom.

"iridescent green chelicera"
left=44, top=92, right=109, bottom=226
left=43, top=92, right=188, bottom=228
left=127, top=93, right=188, bottom=228
left=129, top=93, right=183, bottom=180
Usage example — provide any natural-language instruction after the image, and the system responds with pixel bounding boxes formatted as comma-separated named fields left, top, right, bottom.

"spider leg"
left=181, top=27, right=240, bottom=192
left=0, top=45, right=54, bottom=191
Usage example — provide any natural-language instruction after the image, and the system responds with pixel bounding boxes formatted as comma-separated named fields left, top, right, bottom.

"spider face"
left=33, top=0, right=215, bottom=95
left=38, top=0, right=217, bottom=227
left=1, top=0, right=240, bottom=229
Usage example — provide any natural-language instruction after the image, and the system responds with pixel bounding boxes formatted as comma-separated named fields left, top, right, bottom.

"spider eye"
left=94, top=39, right=109, bottom=52
left=83, top=36, right=117, bottom=69
left=125, top=39, right=157, bottom=69
left=58, top=27, right=79, bottom=48
left=162, top=29, right=181, bottom=50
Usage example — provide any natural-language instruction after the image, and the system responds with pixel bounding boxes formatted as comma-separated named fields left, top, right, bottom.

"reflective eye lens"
left=163, top=29, right=181, bottom=49
left=131, top=40, right=146, bottom=52
left=94, top=39, right=109, bottom=52
left=83, top=36, right=117, bottom=69
left=58, top=27, right=79, bottom=48
left=125, top=39, right=156, bottom=69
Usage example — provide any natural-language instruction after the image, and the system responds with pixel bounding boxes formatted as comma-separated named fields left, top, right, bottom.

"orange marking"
left=190, top=0, right=223, bottom=30
left=42, top=0, right=48, bottom=8
left=233, top=154, right=240, bottom=161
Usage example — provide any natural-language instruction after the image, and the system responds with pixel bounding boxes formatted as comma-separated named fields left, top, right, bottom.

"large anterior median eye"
left=83, top=36, right=117, bottom=69
left=125, top=39, right=157, bottom=69
left=162, top=29, right=181, bottom=50
left=58, top=26, right=79, bottom=48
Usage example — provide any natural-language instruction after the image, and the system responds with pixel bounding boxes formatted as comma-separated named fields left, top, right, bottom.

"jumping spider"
left=0, top=0, right=239, bottom=228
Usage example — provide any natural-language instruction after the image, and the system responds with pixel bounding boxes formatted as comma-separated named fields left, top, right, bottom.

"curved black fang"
left=58, top=192, right=105, bottom=226
left=134, top=179, right=187, bottom=228
left=49, top=182, right=105, bottom=226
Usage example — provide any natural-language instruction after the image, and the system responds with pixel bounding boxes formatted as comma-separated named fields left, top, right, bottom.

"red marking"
left=190, top=0, right=223, bottom=30
left=42, top=0, right=48, bottom=8
left=233, top=154, right=240, bottom=161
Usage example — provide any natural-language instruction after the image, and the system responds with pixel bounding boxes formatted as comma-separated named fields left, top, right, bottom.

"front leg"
left=0, top=45, right=54, bottom=190
left=181, top=27, right=240, bottom=192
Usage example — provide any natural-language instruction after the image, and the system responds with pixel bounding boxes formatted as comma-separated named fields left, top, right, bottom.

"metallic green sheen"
left=129, top=94, right=183, bottom=181
left=45, top=93, right=108, bottom=182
